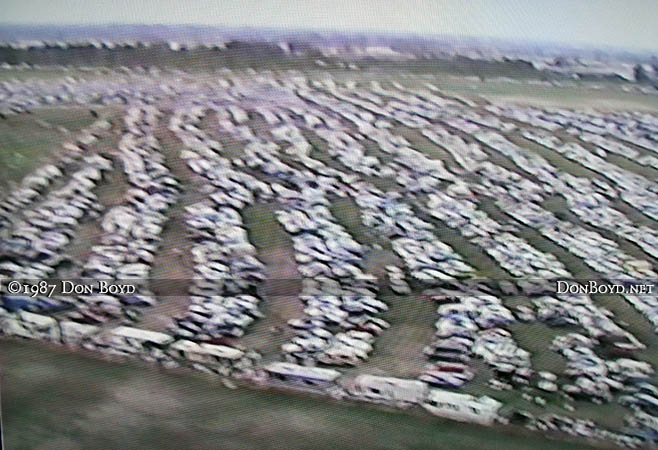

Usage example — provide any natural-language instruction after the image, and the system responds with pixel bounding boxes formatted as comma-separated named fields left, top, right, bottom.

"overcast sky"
left=3, top=0, right=658, bottom=52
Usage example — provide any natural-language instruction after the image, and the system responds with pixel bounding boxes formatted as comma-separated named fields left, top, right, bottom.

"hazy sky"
left=3, top=0, right=658, bottom=52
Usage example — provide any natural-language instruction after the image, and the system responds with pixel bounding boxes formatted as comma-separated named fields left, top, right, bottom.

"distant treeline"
left=0, top=40, right=570, bottom=81
left=0, top=41, right=299, bottom=70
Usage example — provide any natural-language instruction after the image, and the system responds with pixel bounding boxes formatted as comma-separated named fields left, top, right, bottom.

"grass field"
left=0, top=106, right=117, bottom=192
left=0, top=339, right=603, bottom=450
left=428, top=78, right=658, bottom=112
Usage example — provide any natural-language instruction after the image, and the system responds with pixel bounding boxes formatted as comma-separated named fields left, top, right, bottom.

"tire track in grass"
left=239, top=202, right=304, bottom=363
left=480, top=197, right=658, bottom=360
left=136, top=110, right=198, bottom=332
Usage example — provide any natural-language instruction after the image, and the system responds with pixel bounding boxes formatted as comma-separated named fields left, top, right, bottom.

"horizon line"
left=0, top=22, right=654, bottom=56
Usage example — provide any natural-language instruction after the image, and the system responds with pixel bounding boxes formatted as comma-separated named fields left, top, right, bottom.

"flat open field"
left=426, top=77, right=658, bottom=112
left=0, top=339, right=599, bottom=450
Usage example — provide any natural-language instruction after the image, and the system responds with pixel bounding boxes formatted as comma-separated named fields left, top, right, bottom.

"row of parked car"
left=426, top=190, right=569, bottom=278
left=312, top=85, right=655, bottom=445
left=500, top=107, right=658, bottom=223
left=499, top=102, right=658, bottom=158
left=312, top=85, right=634, bottom=400
left=502, top=200, right=658, bottom=331
left=1, top=306, right=260, bottom=377
left=528, top=413, right=643, bottom=448
left=166, top=106, right=268, bottom=341
left=300, top=93, right=648, bottom=409
left=0, top=154, right=109, bottom=297
left=67, top=105, right=178, bottom=322
left=280, top=201, right=387, bottom=366
left=550, top=333, right=655, bottom=406
left=0, top=112, right=127, bottom=319
left=0, top=67, right=167, bottom=115
left=410, top=108, right=650, bottom=408
left=182, top=97, right=403, bottom=368
left=520, top=128, right=658, bottom=254
left=455, top=115, right=658, bottom=266
left=175, top=202, right=265, bottom=339
left=5, top=68, right=658, bottom=446
left=423, top=292, right=527, bottom=388
left=0, top=163, right=66, bottom=230
left=309, top=84, right=461, bottom=193
left=534, top=294, right=634, bottom=342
